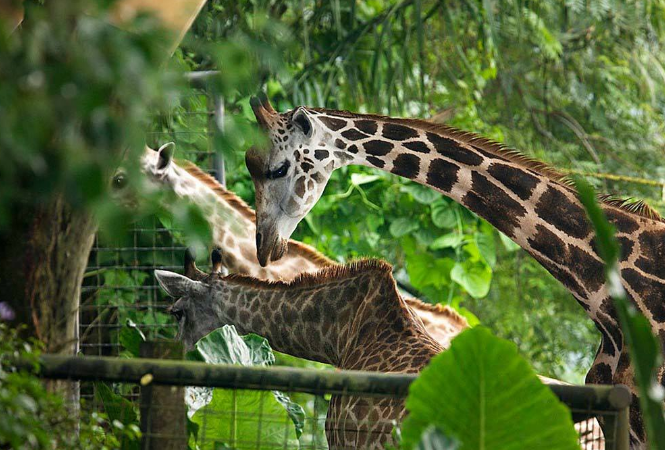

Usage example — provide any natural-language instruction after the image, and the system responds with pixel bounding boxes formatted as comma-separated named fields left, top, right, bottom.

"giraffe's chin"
left=257, top=233, right=288, bottom=267
left=270, top=238, right=288, bottom=263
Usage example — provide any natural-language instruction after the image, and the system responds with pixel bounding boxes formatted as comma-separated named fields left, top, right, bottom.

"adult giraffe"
left=245, top=94, right=665, bottom=448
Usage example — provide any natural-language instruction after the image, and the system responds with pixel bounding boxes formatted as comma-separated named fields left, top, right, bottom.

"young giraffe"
left=245, top=95, right=665, bottom=448
left=122, top=144, right=469, bottom=347
left=155, top=258, right=443, bottom=450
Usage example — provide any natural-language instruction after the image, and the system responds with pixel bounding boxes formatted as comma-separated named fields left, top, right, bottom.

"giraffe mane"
left=209, top=258, right=394, bottom=290
left=308, top=108, right=664, bottom=222
left=177, top=159, right=335, bottom=266
left=405, top=298, right=469, bottom=329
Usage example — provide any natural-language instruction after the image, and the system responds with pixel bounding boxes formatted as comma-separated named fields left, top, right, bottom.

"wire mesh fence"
left=31, top=349, right=630, bottom=450
left=79, top=86, right=219, bottom=358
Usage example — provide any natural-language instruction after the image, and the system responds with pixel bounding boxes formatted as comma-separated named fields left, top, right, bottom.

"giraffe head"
left=246, top=95, right=351, bottom=266
left=156, top=249, right=230, bottom=350
left=110, top=142, right=176, bottom=206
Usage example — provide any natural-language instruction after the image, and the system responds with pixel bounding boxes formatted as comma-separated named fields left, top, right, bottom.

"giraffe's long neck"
left=163, top=161, right=326, bottom=279
left=332, top=118, right=608, bottom=303
left=207, top=262, right=435, bottom=368
left=325, top=115, right=665, bottom=365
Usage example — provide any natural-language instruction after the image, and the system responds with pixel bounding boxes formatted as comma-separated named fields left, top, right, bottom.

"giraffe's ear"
left=156, top=142, right=176, bottom=173
left=155, top=270, right=204, bottom=298
left=211, top=248, right=229, bottom=276
left=184, top=248, right=207, bottom=280
left=292, top=109, right=312, bottom=137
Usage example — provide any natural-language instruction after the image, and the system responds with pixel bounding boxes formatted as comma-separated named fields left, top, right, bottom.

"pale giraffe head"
left=110, top=142, right=176, bottom=205
left=246, top=95, right=358, bottom=265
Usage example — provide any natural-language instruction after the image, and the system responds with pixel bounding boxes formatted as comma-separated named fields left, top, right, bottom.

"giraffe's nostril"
left=256, top=232, right=262, bottom=250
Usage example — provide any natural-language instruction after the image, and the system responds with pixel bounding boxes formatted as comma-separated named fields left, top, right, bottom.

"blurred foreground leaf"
left=401, top=326, right=579, bottom=450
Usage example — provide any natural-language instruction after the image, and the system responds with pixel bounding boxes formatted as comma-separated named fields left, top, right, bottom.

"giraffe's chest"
left=325, top=395, right=404, bottom=450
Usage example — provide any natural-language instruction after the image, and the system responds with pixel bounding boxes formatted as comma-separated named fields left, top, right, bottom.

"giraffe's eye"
left=112, top=173, right=127, bottom=190
left=266, top=160, right=290, bottom=180
left=169, top=306, right=184, bottom=321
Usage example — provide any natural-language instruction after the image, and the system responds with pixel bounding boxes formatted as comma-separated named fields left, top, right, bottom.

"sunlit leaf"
left=401, top=327, right=579, bottom=450
left=450, top=259, right=492, bottom=298
left=431, top=202, right=457, bottom=229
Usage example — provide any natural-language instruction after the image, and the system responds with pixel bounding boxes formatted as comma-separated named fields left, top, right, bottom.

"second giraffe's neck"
left=206, top=261, right=415, bottom=367
left=163, top=161, right=327, bottom=279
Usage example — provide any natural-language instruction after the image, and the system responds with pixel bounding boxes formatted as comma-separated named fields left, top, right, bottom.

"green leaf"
left=390, top=217, right=420, bottom=238
left=450, top=260, right=492, bottom=298
left=401, top=327, right=579, bottom=450
left=407, top=253, right=454, bottom=290
left=474, top=232, right=496, bottom=267
left=186, top=325, right=275, bottom=366
left=191, top=388, right=300, bottom=450
left=430, top=233, right=464, bottom=250
left=186, top=326, right=306, bottom=445
left=402, top=184, right=440, bottom=204
left=119, top=319, right=146, bottom=358
left=94, top=382, right=140, bottom=450
left=431, top=202, right=457, bottom=229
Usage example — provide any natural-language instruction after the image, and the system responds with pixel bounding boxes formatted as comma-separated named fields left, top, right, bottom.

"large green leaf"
left=401, top=327, right=579, bottom=450
left=191, top=388, right=300, bottom=450
left=402, top=183, right=441, bottom=204
left=187, top=326, right=305, bottom=447
left=390, top=217, right=420, bottom=237
left=187, top=325, right=274, bottom=367
left=406, top=253, right=454, bottom=290
left=450, top=259, right=492, bottom=298
left=431, top=201, right=457, bottom=229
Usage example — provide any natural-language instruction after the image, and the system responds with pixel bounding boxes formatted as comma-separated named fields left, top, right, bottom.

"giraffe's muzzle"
left=256, top=226, right=288, bottom=267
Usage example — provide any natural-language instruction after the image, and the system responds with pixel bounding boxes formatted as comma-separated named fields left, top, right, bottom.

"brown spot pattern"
left=425, top=159, right=459, bottom=193
left=391, top=154, right=420, bottom=179
left=462, top=172, right=527, bottom=237
left=487, top=162, right=540, bottom=200
left=535, top=186, right=591, bottom=240
left=382, top=123, right=419, bottom=140
left=320, top=116, right=347, bottom=131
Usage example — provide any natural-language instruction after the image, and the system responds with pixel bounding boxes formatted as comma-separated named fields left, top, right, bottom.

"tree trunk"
left=0, top=194, right=97, bottom=404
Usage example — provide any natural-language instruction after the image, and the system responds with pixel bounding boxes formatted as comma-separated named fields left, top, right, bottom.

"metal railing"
left=30, top=342, right=631, bottom=450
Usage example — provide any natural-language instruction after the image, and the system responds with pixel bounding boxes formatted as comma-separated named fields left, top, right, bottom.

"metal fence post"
left=139, top=341, right=187, bottom=450
left=207, top=91, right=225, bottom=186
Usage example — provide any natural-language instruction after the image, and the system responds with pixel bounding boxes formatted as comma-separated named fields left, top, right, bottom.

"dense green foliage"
left=0, top=0, right=182, bottom=231
left=401, top=326, right=579, bottom=450
left=0, top=325, right=140, bottom=449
